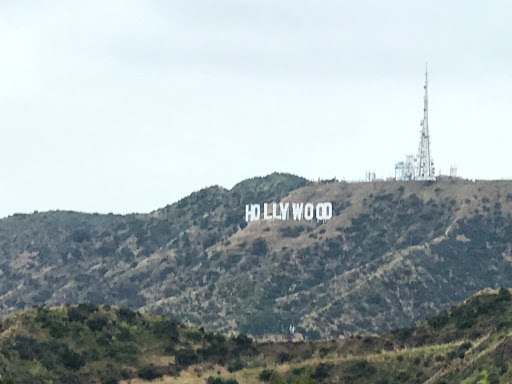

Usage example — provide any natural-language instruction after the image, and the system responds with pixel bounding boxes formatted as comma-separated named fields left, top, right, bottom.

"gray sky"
left=1, top=1, right=511, bottom=218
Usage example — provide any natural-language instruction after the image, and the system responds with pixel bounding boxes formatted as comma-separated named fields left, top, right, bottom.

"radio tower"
left=416, top=65, right=435, bottom=180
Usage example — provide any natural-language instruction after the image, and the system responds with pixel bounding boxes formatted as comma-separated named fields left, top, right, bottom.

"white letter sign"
left=245, top=202, right=332, bottom=222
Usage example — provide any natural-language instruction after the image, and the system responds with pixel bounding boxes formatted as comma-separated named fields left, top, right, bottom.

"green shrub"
left=138, top=365, right=162, bottom=380
left=120, top=368, right=133, bottom=379
left=497, top=321, right=512, bottom=331
left=251, top=238, right=268, bottom=256
left=185, top=330, right=202, bottom=342
left=60, top=374, right=80, bottom=384
left=164, top=342, right=176, bottom=354
left=259, top=369, right=274, bottom=381
left=269, top=372, right=286, bottom=384
left=276, top=352, right=290, bottom=364
left=312, top=363, right=332, bottom=381
left=61, top=349, right=85, bottom=371
left=14, top=335, right=38, bottom=360
left=102, top=376, right=119, bottom=384
left=49, top=322, right=69, bottom=338
left=118, top=307, right=137, bottom=324
left=107, top=341, right=140, bottom=363
left=151, top=320, right=179, bottom=342
left=68, top=304, right=97, bottom=322
left=319, top=347, right=330, bottom=358
left=227, top=359, right=244, bottom=372
left=393, top=327, right=413, bottom=341
left=292, top=367, right=306, bottom=375
left=459, top=342, right=472, bottom=351
left=86, top=316, right=109, bottom=332
left=233, top=333, right=252, bottom=348
left=427, top=310, right=450, bottom=329
left=280, top=226, right=304, bottom=238
left=206, top=377, right=239, bottom=384
left=498, top=288, right=512, bottom=302
left=346, top=360, right=375, bottom=378
left=455, top=311, right=477, bottom=330
left=70, top=229, right=91, bottom=243
left=175, top=348, right=199, bottom=367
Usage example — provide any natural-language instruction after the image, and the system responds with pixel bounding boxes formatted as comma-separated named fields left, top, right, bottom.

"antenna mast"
left=416, top=64, right=435, bottom=180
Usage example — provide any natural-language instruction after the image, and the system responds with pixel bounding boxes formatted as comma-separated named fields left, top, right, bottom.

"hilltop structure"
left=395, top=67, right=436, bottom=181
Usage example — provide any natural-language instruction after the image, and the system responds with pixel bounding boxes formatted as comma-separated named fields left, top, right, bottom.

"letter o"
left=316, top=202, right=333, bottom=220
left=304, top=203, right=314, bottom=220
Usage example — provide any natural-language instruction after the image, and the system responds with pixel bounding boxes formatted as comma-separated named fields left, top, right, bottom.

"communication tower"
left=415, top=66, right=435, bottom=180
left=394, top=66, right=436, bottom=181
left=450, top=165, right=458, bottom=178
left=365, top=170, right=376, bottom=182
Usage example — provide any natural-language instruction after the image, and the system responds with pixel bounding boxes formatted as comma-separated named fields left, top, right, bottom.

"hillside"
left=2, top=173, right=512, bottom=337
left=0, top=303, right=256, bottom=383
left=2, top=290, right=512, bottom=383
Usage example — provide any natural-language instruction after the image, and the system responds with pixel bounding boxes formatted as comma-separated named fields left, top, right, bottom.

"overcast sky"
left=1, top=1, right=511, bottom=218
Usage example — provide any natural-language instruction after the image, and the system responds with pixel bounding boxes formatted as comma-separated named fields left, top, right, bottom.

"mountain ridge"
left=2, top=173, right=512, bottom=339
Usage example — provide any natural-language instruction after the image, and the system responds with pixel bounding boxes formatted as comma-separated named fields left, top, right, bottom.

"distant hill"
left=2, top=173, right=512, bottom=338
left=2, top=289, right=512, bottom=383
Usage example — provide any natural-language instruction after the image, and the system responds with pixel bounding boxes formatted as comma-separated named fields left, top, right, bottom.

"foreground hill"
left=2, top=289, right=512, bottom=383
left=3, top=173, right=512, bottom=337
left=0, top=303, right=256, bottom=383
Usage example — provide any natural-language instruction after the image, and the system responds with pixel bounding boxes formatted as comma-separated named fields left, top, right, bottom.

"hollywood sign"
left=245, top=202, right=332, bottom=222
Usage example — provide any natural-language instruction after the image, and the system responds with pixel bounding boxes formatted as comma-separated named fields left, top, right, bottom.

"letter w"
left=292, top=203, right=303, bottom=220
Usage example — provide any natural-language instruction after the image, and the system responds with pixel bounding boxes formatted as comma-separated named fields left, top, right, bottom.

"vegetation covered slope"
left=2, top=174, right=512, bottom=338
left=3, top=289, right=512, bottom=383
left=0, top=304, right=256, bottom=384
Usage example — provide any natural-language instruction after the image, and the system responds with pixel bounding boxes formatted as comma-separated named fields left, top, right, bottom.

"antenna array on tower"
left=395, top=66, right=436, bottom=181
